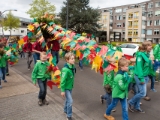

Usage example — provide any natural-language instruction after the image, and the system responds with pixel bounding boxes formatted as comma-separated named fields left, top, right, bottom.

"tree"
left=2, top=11, right=20, bottom=36
left=26, top=0, right=56, bottom=18
left=60, top=0, right=101, bottom=34
left=54, top=18, right=62, bottom=25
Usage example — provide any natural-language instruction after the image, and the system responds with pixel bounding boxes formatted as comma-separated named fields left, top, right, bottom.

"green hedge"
left=98, top=41, right=156, bottom=47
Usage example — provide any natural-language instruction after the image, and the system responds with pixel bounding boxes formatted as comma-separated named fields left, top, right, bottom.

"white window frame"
left=147, top=29, right=152, bottom=35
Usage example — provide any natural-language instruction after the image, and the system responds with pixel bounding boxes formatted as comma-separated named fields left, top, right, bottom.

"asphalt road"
left=11, top=57, right=160, bottom=120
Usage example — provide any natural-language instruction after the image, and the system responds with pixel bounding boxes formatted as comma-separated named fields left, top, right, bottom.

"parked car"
left=119, top=43, right=140, bottom=56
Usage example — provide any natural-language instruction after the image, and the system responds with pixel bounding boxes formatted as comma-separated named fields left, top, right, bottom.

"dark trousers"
left=0, top=67, right=6, bottom=85
left=33, top=53, right=40, bottom=64
left=37, top=79, right=47, bottom=100
left=27, top=52, right=33, bottom=69
left=6, top=62, right=9, bottom=74
left=51, top=50, right=59, bottom=64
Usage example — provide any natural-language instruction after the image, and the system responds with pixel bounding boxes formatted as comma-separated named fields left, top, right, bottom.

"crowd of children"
left=1, top=37, right=159, bottom=120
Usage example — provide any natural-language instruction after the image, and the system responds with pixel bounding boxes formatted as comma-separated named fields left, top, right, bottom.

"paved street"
left=11, top=57, right=160, bottom=120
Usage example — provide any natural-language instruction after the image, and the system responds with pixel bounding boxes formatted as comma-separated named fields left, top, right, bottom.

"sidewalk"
left=0, top=69, right=91, bottom=120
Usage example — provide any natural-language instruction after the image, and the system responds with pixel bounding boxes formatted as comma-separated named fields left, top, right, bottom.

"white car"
left=119, top=43, right=140, bottom=56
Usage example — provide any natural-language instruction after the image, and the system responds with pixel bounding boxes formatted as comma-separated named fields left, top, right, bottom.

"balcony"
left=133, top=16, right=139, bottom=20
left=128, top=34, right=133, bottom=37
left=128, top=17, right=133, bottom=21
left=141, top=34, right=145, bottom=38
left=133, top=25, right=138, bottom=29
left=133, top=34, right=138, bottom=37
left=128, top=26, right=132, bottom=29
left=142, top=16, right=146, bottom=20
left=110, top=26, right=112, bottom=29
left=142, top=25, right=146, bottom=29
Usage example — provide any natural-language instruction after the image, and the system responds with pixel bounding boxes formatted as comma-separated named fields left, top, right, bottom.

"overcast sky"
left=0, top=0, right=147, bottom=19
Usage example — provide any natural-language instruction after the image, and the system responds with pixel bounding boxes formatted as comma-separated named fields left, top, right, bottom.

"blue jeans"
left=0, top=67, right=6, bottom=80
left=102, top=88, right=112, bottom=108
left=37, top=79, right=47, bottom=100
left=6, top=62, right=9, bottom=74
left=79, top=60, right=83, bottom=69
left=106, top=98, right=129, bottom=120
left=148, top=75, right=155, bottom=90
left=33, top=53, right=40, bottom=64
left=51, top=51, right=59, bottom=64
left=128, top=76, right=148, bottom=110
left=128, top=83, right=138, bottom=95
left=153, top=60, right=160, bottom=71
left=64, top=90, right=73, bottom=117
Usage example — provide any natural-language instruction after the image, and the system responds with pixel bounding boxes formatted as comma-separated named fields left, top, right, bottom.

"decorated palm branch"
left=23, top=13, right=124, bottom=89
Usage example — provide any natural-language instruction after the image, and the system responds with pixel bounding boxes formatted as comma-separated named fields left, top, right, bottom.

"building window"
left=148, top=11, right=153, bottom=17
left=147, top=29, right=152, bottom=35
left=122, top=31, right=125, bottom=34
left=147, top=20, right=153, bottom=26
left=117, top=15, right=122, bottom=20
left=148, top=2, right=153, bottom=8
left=142, top=29, right=146, bottom=34
left=128, top=13, right=133, bottom=19
left=142, top=11, right=146, bottom=16
left=21, top=30, right=24, bottom=33
left=115, top=8, right=122, bottom=13
left=123, top=23, right=125, bottom=27
left=123, top=8, right=127, bottom=12
left=155, top=2, right=160, bottom=7
left=154, top=20, right=160, bottom=26
left=154, top=29, right=159, bottom=35
left=123, top=15, right=126, bottom=20
left=117, top=23, right=121, bottom=27
left=104, top=10, right=107, bottom=12
left=128, top=30, right=132, bottom=36
left=133, top=30, right=138, bottom=36
left=155, top=10, right=160, bottom=16
left=140, top=4, right=146, bottom=10
left=142, top=21, right=146, bottom=26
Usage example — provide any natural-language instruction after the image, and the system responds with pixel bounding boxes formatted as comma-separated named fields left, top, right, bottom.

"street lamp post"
left=0, top=9, right=17, bottom=38
left=66, top=0, right=69, bottom=29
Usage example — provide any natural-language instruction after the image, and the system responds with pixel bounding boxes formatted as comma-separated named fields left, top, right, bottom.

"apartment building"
left=99, top=0, right=160, bottom=43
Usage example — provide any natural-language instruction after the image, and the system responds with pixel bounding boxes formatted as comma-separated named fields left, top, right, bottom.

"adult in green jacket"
left=153, top=44, right=160, bottom=61
left=153, top=44, right=160, bottom=71
left=134, top=52, right=151, bottom=83
left=129, top=41, right=153, bottom=113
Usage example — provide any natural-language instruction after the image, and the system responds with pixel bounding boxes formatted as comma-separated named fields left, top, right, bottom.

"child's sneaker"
left=43, top=99, right=49, bottom=105
left=150, top=89, right=157, bottom=92
left=104, top=114, right=115, bottom=120
left=67, top=117, right=72, bottom=120
left=3, top=80, right=7, bottom=83
left=143, top=96, right=151, bottom=101
left=6, top=73, right=9, bottom=76
left=112, top=109, right=116, bottom=112
left=0, top=85, right=2, bottom=89
left=38, top=99, right=43, bottom=106
left=100, top=95, right=104, bottom=104
left=128, top=103, right=134, bottom=112
left=135, top=109, right=145, bottom=113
